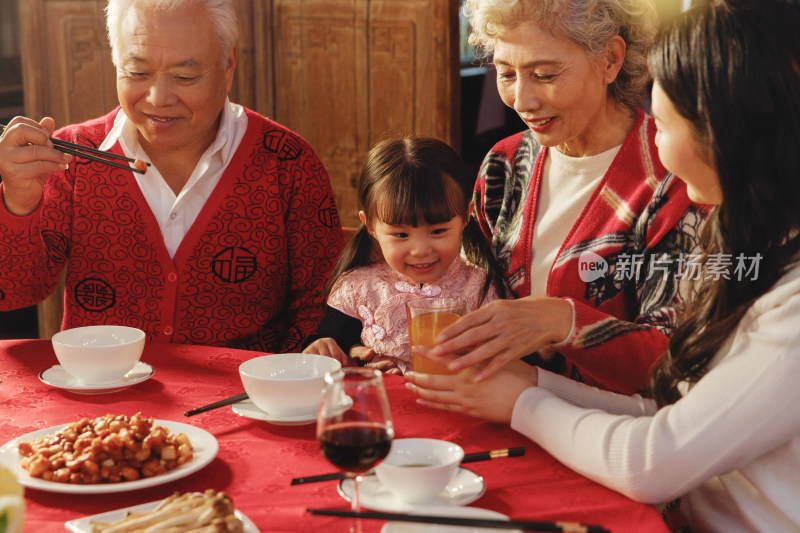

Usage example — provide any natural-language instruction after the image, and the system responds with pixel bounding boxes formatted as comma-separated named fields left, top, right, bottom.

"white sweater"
left=512, top=261, right=800, bottom=532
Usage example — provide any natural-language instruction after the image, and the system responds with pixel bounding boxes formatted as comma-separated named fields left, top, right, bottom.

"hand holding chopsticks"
left=307, top=508, right=610, bottom=533
left=291, top=446, right=526, bottom=485
left=1, top=122, right=150, bottom=175
left=0, top=118, right=70, bottom=216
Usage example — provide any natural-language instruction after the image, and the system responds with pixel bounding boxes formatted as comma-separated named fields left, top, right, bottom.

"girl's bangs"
left=374, top=170, right=466, bottom=227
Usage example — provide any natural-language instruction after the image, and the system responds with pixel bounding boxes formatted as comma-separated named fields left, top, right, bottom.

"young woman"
left=408, top=1, right=800, bottom=530
left=303, top=137, right=506, bottom=374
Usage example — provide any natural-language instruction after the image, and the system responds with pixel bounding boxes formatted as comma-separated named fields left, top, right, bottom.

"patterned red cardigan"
left=0, top=108, right=344, bottom=352
left=475, top=110, right=704, bottom=394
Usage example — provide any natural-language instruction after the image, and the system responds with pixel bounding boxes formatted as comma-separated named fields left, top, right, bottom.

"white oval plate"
left=338, top=467, right=485, bottom=512
left=381, top=506, right=521, bottom=533
left=38, top=361, right=154, bottom=394
left=0, top=419, right=218, bottom=494
left=231, top=399, right=317, bottom=426
left=64, top=495, right=260, bottom=533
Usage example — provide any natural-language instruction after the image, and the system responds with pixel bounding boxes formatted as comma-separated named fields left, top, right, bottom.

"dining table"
left=0, top=339, right=670, bottom=533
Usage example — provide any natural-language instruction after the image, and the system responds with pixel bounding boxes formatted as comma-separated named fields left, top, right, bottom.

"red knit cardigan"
left=475, top=110, right=705, bottom=393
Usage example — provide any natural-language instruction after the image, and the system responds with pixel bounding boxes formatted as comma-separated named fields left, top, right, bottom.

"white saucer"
left=38, top=362, right=154, bottom=394
left=338, top=467, right=486, bottom=512
left=231, top=399, right=317, bottom=426
left=381, top=506, right=520, bottom=533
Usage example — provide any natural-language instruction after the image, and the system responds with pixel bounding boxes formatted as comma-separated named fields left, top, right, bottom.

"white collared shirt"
left=99, top=99, right=248, bottom=258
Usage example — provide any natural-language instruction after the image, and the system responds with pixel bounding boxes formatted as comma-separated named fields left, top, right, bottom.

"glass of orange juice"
left=406, top=297, right=467, bottom=374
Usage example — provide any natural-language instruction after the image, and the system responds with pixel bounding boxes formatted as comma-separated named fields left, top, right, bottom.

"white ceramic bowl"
left=239, top=353, right=342, bottom=418
left=51, top=325, right=145, bottom=385
left=375, top=438, right=464, bottom=503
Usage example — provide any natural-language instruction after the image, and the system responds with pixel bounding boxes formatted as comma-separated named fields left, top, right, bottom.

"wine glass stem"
left=352, top=474, right=362, bottom=512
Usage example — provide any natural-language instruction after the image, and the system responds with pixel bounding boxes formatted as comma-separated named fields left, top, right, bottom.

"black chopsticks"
left=462, top=445, right=525, bottom=463
left=51, top=138, right=150, bottom=174
left=307, top=508, right=611, bottom=533
left=0, top=123, right=150, bottom=175
left=184, top=392, right=249, bottom=416
left=291, top=446, right=526, bottom=485
left=292, top=472, right=344, bottom=485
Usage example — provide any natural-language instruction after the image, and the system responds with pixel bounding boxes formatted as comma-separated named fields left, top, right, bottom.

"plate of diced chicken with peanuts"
left=0, top=413, right=218, bottom=494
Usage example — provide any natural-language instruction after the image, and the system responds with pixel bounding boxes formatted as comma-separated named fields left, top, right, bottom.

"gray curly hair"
left=462, top=0, right=657, bottom=113
left=106, top=0, right=238, bottom=67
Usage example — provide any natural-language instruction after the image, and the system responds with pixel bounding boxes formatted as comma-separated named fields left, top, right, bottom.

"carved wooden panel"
left=267, top=0, right=460, bottom=226
left=20, top=0, right=115, bottom=127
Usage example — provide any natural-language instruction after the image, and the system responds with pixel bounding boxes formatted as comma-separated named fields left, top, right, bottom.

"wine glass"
left=317, top=367, right=394, bottom=512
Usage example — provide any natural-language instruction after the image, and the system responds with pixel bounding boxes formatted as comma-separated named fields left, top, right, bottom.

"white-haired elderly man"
left=0, top=0, right=343, bottom=352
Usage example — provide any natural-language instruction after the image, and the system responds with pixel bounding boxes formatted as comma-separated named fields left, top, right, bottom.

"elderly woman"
left=423, top=0, right=703, bottom=393
left=0, top=0, right=343, bottom=351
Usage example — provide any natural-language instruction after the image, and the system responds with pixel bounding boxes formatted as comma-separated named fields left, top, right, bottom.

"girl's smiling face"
left=362, top=212, right=467, bottom=285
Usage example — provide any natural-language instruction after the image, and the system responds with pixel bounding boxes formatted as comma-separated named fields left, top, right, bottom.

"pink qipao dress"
left=326, top=257, right=500, bottom=374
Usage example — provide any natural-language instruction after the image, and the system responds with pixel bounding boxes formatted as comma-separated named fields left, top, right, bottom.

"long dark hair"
left=325, top=137, right=508, bottom=302
left=649, top=0, right=800, bottom=406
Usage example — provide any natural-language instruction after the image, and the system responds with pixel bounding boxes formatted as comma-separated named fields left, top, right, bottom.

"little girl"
left=302, top=137, right=506, bottom=374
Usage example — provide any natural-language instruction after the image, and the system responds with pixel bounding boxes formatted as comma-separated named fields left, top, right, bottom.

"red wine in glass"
left=317, top=367, right=394, bottom=512
left=319, top=421, right=392, bottom=473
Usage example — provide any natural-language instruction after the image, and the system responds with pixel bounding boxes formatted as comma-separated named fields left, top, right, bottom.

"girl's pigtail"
left=323, top=226, right=376, bottom=302
left=462, top=217, right=509, bottom=303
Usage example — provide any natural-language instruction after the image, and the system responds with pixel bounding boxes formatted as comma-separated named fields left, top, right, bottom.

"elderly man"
left=0, top=0, right=343, bottom=352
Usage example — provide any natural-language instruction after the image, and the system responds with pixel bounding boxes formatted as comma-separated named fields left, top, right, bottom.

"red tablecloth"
left=0, top=339, right=669, bottom=532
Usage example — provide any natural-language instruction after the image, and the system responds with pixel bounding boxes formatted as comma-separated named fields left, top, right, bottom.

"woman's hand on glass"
left=431, top=296, right=573, bottom=381
left=405, top=352, right=537, bottom=423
